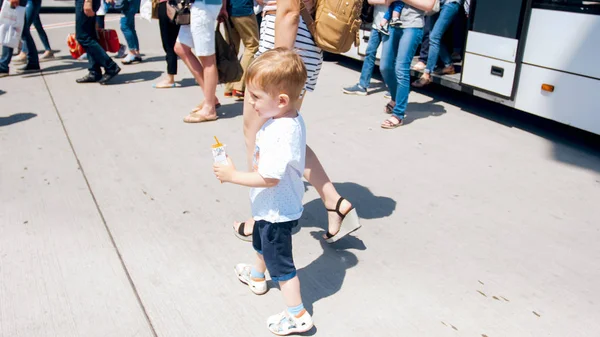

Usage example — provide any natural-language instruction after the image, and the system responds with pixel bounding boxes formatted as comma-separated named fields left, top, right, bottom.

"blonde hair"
left=245, top=47, right=307, bottom=101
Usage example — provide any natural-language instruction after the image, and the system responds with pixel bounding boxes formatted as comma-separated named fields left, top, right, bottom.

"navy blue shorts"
left=252, top=219, right=298, bottom=282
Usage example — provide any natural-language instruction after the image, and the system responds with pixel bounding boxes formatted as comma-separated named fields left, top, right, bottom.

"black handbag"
left=215, top=21, right=243, bottom=84
left=166, top=0, right=191, bottom=25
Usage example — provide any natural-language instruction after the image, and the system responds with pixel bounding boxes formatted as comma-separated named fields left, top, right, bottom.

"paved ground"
left=1, top=11, right=600, bottom=337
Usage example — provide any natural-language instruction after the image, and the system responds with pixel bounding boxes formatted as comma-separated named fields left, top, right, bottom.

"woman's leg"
left=174, top=42, right=206, bottom=97
left=120, top=0, right=140, bottom=55
left=156, top=1, right=180, bottom=86
left=379, top=27, right=401, bottom=108
left=33, top=13, right=51, bottom=51
left=390, top=28, right=423, bottom=120
left=195, top=54, right=218, bottom=118
left=424, top=2, right=460, bottom=75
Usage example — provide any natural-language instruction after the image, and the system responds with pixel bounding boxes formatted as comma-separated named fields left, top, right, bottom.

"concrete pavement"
left=1, top=13, right=600, bottom=337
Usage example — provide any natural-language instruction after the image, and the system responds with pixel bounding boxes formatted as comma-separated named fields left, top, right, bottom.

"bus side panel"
left=514, top=64, right=600, bottom=135
left=523, top=9, right=600, bottom=80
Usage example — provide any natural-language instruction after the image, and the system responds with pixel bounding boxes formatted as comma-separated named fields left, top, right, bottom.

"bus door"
left=460, top=0, right=531, bottom=99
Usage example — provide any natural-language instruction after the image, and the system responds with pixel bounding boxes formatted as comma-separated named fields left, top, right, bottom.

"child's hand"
left=213, top=157, right=236, bottom=183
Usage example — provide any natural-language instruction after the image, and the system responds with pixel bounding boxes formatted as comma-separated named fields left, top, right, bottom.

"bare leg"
left=254, top=252, right=267, bottom=275
left=279, top=276, right=302, bottom=307
left=174, top=42, right=205, bottom=103
left=195, top=54, right=218, bottom=118
left=235, top=94, right=353, bottom=239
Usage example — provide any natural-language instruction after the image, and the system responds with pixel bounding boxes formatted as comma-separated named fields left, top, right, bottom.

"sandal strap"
left=326, top=197, right=347, bottom=219
left=237, top=222, right=247, bottom=236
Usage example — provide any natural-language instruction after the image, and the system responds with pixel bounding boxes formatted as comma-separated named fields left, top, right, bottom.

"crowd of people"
left=2, top=0, right=452, bottom=335
left=343, top=0, right=469, bottom=128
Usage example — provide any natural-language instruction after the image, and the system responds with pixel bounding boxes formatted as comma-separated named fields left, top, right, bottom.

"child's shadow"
left=298, top=232, right=366, bottom=320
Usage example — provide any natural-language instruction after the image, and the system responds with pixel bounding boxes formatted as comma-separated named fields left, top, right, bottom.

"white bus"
left=343, top=0, right=600, bottom=136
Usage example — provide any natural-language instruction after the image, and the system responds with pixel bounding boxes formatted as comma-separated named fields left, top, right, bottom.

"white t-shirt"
left=372, top=5, right=387, bottom=29
left=250, top=114, right=307, bottom=223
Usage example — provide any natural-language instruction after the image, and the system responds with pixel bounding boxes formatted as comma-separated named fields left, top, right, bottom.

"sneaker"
left=232, top=89, right=245, bottom=101
left=13, top=52, right=27, bottom=64
left=390, top=17, right=402, bottom=27
left=412, top=61, right=426, bottom=71
left=384, top=91, right=391, bottom=99
left=234, top=263, right=267, bottom=295
left=342, top=83, right=367, bottom=96
left=411, top=76, right=432, bottom=88
left=267, top=310, right=314, bottom=336
left=40, top=50, right=55, bottom=61
left=376, top=24, right=389, bottom=36
left=16, top=64, right=41, bottom=74
left=115, top=44, right=127, bottom=59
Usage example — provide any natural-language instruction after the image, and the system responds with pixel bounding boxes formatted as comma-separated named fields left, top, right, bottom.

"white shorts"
left=177, top=1, right=222, bottom=56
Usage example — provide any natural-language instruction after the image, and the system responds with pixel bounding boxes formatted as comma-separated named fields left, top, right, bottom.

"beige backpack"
left=300, top=0, right=364, bottom=54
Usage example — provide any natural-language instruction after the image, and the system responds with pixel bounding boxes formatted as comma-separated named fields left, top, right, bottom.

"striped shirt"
left=257, top=7, right=323, bottom=92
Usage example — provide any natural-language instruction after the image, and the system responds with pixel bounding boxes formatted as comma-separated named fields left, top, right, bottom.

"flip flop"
left=192, top=102, right=222, bottom=113
left=324, top=197, right=362, bottom=243
left=233, top=222, right=253, bottom=242
left=153, top=83, right=177, bottom=89
left=183, top=113, right=218, bottom=123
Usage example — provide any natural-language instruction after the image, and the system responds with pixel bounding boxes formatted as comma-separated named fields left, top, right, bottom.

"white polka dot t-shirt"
left=250, top=114, right=307, bottom=223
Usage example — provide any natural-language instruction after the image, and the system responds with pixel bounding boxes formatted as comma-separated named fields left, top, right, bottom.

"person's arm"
left=401, top=0, right=436, bottom=11
left=9, top=0, right=19, bottom=7
left=367, top=0, right=386, bottom=5
left=84, top=0, right=95, bottom=16
left=219, top=0, right=229, bottom=22
left=213, top=158, right=280, bottom=188
left=274, top=0, right=300, bottom=49
left=230, top=171, right=280, bottom=188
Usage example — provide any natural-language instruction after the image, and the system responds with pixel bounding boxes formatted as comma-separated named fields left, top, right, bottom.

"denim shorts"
left=252, top=219, right=298, bottom=282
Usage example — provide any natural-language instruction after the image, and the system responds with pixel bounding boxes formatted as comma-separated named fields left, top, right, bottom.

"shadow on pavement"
left=300, top=182, right=396, bottom=236
left=178, top=77, right=199, bottom=88
left=297, top=231, right=366, bottom=316
left=0, top=89, right=5, bottom=96
left=108, top=70, right=162, bottom=85
left=215, top=101, right=244, bottom=120
left=0, top=113, right=37, bottom=127
left=403, top=99, right=447, bottom=125
left=22, top=61, right=88, bottom=78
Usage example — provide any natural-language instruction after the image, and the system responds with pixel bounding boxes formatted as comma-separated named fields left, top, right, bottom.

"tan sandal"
left=381, top=115, right=403, bottom=129
left=183, top=113, right=218, bottom=123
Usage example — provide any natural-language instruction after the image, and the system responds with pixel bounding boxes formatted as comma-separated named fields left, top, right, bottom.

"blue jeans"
left=425, top=1, right=460, bottom=74
left=383, top=1, right=404, bottom=21
left=0, top=0, right=40, bottom=71
left=76, top=0, right=119, bottom=76
left=22, top=5, right=51, bottom=53
left=380, top=27, right=423, bottom=120
left=121, top=0, right=140, bottom=51
left=358, top=30, right=384, bottom=89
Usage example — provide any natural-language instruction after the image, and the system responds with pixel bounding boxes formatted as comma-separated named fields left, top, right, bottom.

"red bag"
left=97, top=29, right=120, bottom=53
left=67, top=33, right=85, bottom=59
